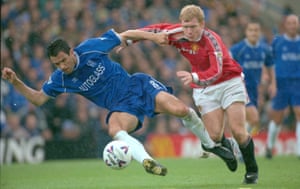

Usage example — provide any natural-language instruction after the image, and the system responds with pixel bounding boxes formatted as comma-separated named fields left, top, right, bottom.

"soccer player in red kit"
left=124, top=4, right=258, bottom=184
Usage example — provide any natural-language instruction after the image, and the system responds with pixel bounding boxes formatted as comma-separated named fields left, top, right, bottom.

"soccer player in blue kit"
left=2, top=28, right=236, bottom=176
left=230, top=20, right=276, bottom=135
left=266, top=14, right=300, bottom=159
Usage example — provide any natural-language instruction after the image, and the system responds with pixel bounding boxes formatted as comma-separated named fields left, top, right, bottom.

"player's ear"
left=200, top=20, right=205, bottom=28
left=69, top=48, right=74, bottom=56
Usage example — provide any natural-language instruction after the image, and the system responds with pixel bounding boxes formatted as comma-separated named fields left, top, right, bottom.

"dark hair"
left=47, top=38, right=71, bottom=58
left=247, top=18, right=262, bottom=26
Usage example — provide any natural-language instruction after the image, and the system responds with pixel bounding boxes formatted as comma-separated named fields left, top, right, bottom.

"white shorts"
left=192, top=77, right=248, bottom=115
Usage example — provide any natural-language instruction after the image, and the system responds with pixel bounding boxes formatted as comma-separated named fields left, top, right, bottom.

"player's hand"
left=154, top=32, right=169, bottom=45
left=268, top=82, right=277, bottom=98
left=176, top=71, right=193, bottom=86
left=2, top=67, right=18, bottom=84
left=115, top=46, right=125, bottom=54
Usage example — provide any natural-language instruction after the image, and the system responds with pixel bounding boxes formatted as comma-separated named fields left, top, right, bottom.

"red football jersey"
left=140, top=23, right=242, bottom=88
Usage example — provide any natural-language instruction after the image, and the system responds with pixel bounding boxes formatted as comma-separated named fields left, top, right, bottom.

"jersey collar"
left=245, top=39, right=260, bottom=48
left=73, top=51, right=80, bottom=71
left=283, top=34, right=300, bottom=41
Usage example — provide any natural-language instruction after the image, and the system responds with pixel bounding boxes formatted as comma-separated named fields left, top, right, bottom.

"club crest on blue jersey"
left=87, top=60, right=97, bottom=67
left=72, top=77, right=78, bottom=83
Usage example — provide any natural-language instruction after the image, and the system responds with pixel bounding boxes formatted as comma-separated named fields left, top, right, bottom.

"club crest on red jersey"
left=191, top=43, right=199, bottom=53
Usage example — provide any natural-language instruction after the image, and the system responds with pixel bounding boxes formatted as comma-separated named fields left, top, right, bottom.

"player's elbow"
left=31, top=100, right=45, bottom=106
left=30, top=91, right=49, bottom=106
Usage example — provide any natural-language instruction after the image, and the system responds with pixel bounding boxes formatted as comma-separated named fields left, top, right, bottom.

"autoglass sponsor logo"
left=281, top=53, right=300, bottom=61
left=79, top=64, right=105, bottom=91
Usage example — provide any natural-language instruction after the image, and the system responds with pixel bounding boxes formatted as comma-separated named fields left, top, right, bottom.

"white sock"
left=181, top=108, right=215, bottom=148
left=267, top=121, right=281, bottom=149
left=296, top=122, right=300, bottom=156
left=114, top=130, right=152, bottom=163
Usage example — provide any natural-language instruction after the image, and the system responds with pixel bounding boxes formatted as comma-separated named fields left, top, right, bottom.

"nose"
left=60, top=64, right=67, bottom=71
left=186, top=27, right=193, bottom=33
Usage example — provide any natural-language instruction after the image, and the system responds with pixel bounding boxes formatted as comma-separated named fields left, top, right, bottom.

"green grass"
left=1, top=156, right=300, bottom=189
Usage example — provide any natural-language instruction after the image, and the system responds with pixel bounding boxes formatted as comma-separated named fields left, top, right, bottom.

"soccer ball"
left=103, top=140, right=132, bottom=170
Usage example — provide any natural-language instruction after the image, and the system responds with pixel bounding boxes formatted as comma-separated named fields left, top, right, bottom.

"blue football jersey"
left=42, top=29, right=130, bottom=109
left=230, top=39, right=273, bottom=87
left=271, top=34, right=300, bottom=78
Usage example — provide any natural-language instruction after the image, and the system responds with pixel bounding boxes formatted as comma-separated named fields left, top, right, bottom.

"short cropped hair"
left=47, top=38, right=70, bottom=58
left=179, top=4, right=205, bottom=23
left=247, top=18, right=262, bottom=26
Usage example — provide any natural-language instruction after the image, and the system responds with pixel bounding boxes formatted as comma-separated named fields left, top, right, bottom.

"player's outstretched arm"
left=2, top=67, right=49, bottom=106
left=119, top=30, right=168, bottom=46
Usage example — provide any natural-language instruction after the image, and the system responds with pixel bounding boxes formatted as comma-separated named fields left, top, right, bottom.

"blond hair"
left=179, top=5, right=205, bottom=23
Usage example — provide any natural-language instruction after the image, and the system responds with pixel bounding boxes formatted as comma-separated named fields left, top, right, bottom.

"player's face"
left=245, top=23, right=261, bottom=45
left=181, top=17, right=204, bottom=41
left=50, top=49, right=76, bottom=74
left=285, top=16, right=299, bottom=37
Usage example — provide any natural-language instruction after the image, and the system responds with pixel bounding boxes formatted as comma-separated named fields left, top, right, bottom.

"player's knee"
left=269, top=110, right=285, bottom=123
left=232, top=130, right=249, bottom=145
left=248, top=117, right=259, bottom=126
left=173, top=105, right=189, bottom=117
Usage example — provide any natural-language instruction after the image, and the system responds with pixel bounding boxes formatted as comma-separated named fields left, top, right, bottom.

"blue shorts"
left=272, top=78, right=300, bottom=110
left=246, top=85, right=258, bottom=107
left=106, top=73, right=172, bottom=131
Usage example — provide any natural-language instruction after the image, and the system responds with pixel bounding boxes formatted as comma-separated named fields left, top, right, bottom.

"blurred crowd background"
left=1, top=0, right=298, bottom=157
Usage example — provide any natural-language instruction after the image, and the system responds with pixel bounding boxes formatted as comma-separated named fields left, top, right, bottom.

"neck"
left=246, top=39, right=259, bottom=47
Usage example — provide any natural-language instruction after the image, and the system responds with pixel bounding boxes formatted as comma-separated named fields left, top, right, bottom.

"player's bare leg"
left=109, top=112, right=167, bottom=176
left=201, top=108, right=238, bottom=172
left=227, top=103, right=258, bottom=184
left=246, top=106, right=260, bottom=136
left=155, top=92, right=237, bottom=171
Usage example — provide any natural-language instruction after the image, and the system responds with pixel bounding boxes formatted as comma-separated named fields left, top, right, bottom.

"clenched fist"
left=2, top=67, right=18, bottom=84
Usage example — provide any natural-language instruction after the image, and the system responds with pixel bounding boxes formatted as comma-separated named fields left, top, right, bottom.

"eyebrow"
left=52, top=58, right=65, bottom=65
left=182, top=24, right=198, bottom=27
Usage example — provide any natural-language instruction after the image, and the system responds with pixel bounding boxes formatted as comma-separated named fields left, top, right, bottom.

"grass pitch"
left=1, top=156, right=299, bottom=189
